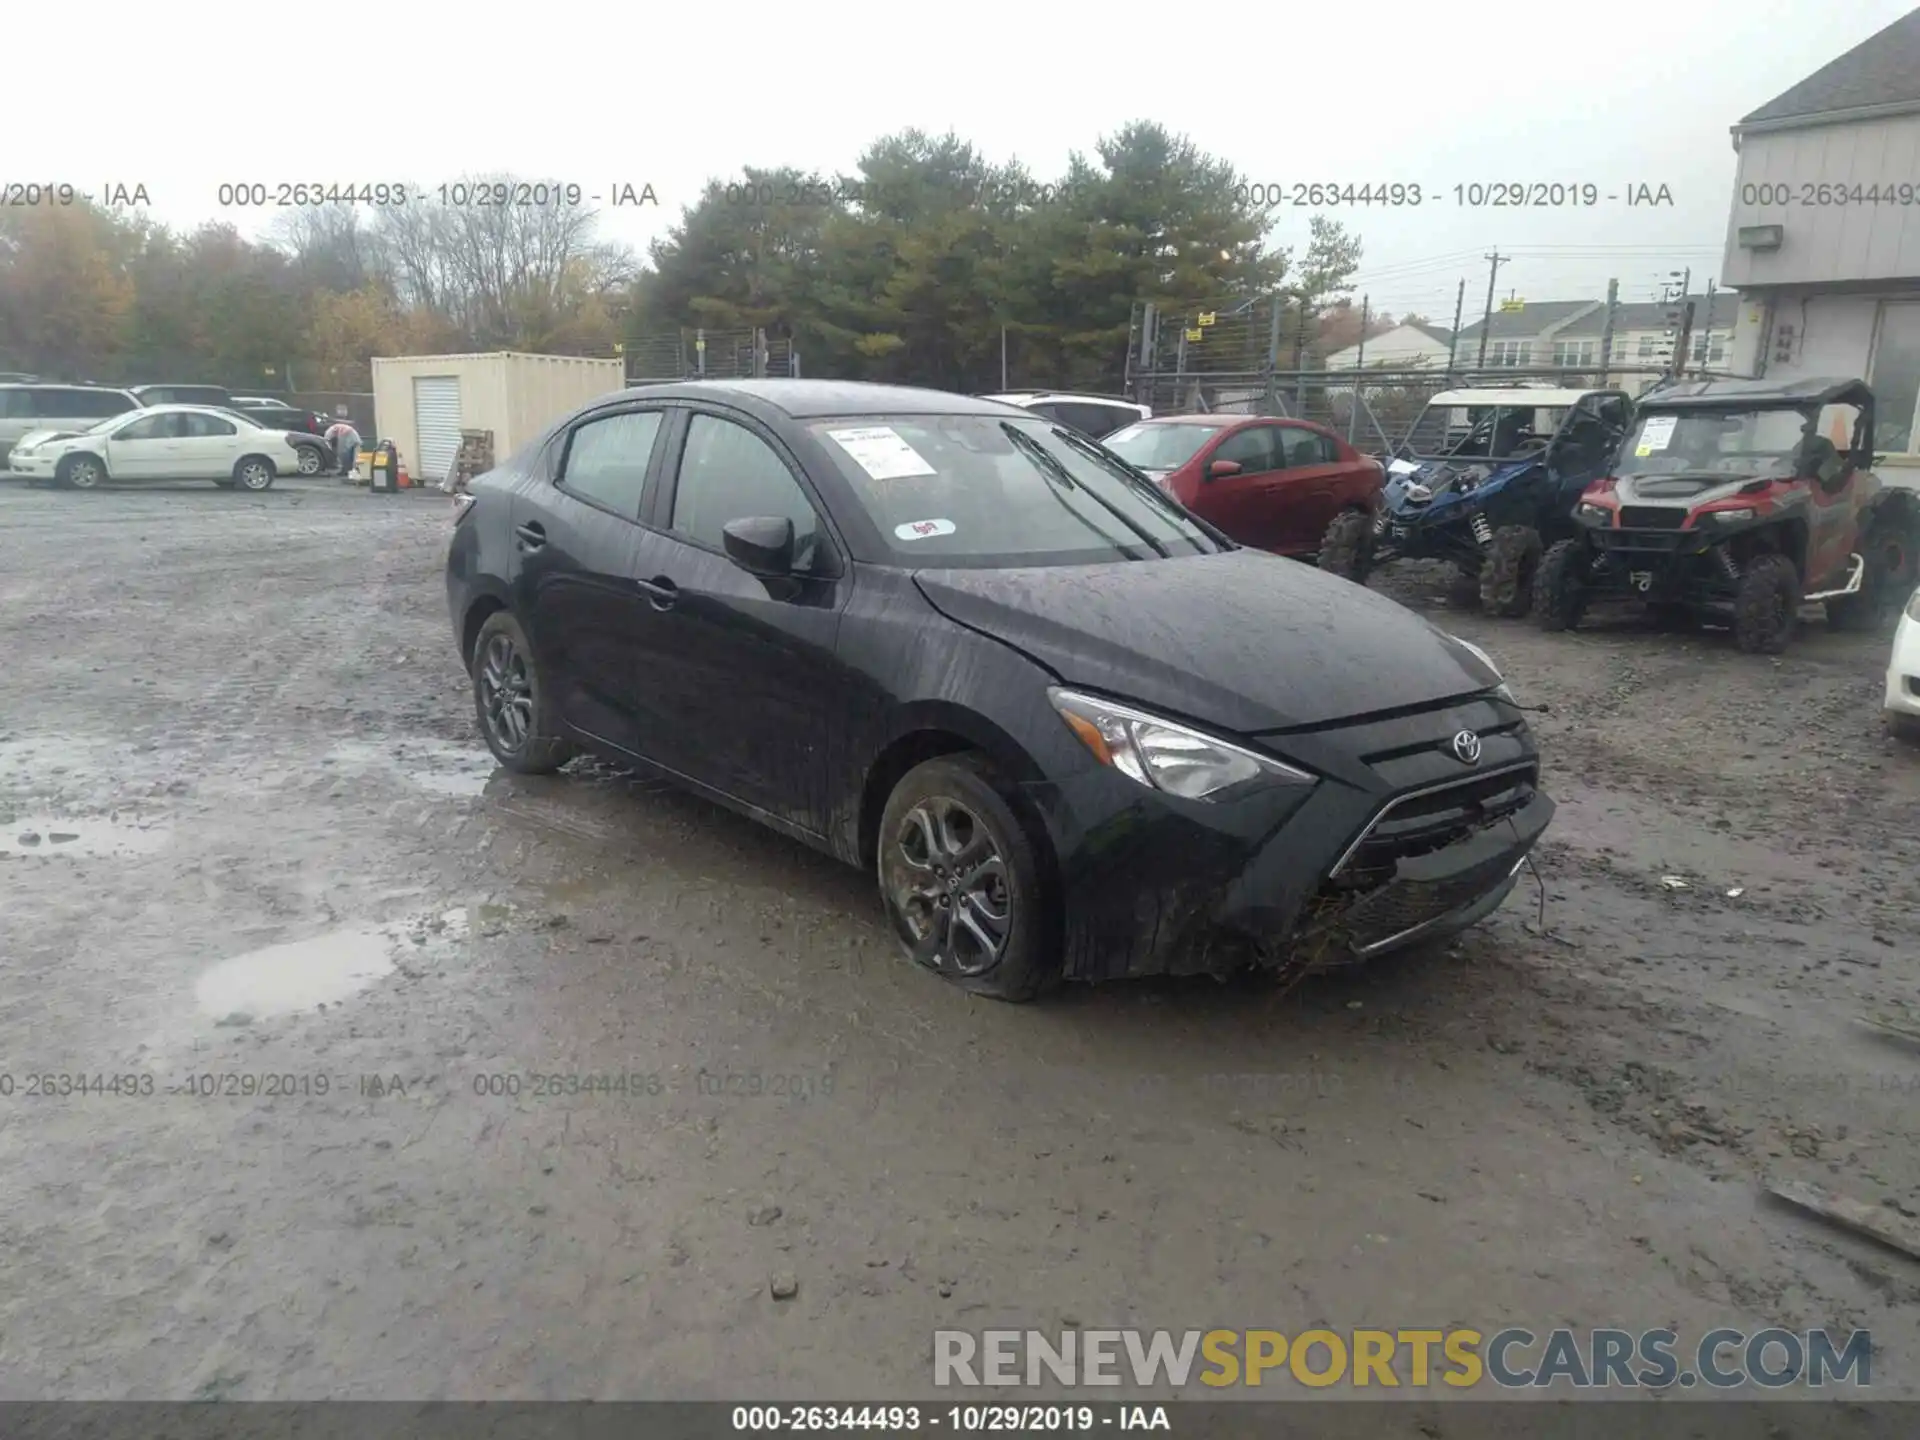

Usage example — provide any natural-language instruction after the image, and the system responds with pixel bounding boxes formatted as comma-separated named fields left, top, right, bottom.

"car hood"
left=13, top=427, right=84, bottom=449
left=1385, top=456, right=1536, bottom=513
left=911, top=549, right=1498, bottom=734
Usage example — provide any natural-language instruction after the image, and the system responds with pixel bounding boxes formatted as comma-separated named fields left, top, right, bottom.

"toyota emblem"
left=1451, top=730, right=1482, bottom=764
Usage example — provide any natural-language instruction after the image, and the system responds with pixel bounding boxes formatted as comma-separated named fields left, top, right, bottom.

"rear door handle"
left=514, top=522, right=546, bottom=550
left=635, top=575, right=678, bottom=610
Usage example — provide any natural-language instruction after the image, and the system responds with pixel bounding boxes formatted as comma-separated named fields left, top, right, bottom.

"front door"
left=104, top=411, right=185, bottom=478
left=512, top=406, right=670, bottom=755
left=626, top=409, right=851, bottom=833
left=1194, top=424, right=1287, bottom=549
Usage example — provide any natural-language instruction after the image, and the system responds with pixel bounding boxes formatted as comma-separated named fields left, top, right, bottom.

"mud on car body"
left=446, top=380, right=1554, bottom=1001
left=1535, top=376, right=1920, bottom=653
left=1371, top=387, right=1632, bottom=616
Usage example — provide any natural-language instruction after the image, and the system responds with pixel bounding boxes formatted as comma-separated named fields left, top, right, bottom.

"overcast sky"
left=17, top=0, right=1916, bottom=320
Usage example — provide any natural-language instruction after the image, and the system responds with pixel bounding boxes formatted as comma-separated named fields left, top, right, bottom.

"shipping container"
left=369, top=352, right=626, bottom=484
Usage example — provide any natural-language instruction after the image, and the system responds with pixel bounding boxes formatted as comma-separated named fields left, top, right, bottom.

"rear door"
left=513, top=404, right=672, bottom=756
left=1269, top=424, right=1352, bottom=550
left=179, top=412, right=243, bottom=475
left=623, top=408, right=852, bottom=831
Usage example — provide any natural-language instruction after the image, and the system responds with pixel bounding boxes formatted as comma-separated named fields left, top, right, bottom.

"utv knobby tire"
left=1480, top=525, right=1544, bottom=618
left=1828, top=513, right=1918, bottom=632
left=1733, top=553, right=1801, bottom=654
left=1533, top=539, right=1588, bottom=632
left=1316, top=510, right=1373, bottom=583
left=469, top=611, right=576, bottom=774
left=877, top=753, right=1056, bottom=1003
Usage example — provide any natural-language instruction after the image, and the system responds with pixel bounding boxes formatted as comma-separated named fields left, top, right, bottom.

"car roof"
left=1636, top=375, right=1867, bottom=409
left=981, top=391, right=1144, bottom=407
left=0, top=380, right=135, bottom=392
left=616, top=378, right=1030, bottom=421
left=1132, top=413, right=1268, bottom=428
left=1426, top=388, right=1611, bottom=407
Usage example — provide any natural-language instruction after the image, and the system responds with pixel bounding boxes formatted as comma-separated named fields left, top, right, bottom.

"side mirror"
left=1206, top=459, right=1243, bottom=480
left=721, top=516, right=795, bottom=576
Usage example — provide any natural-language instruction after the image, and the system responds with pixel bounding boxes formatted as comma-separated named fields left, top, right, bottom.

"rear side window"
left=0, top=389, right=27, bottom=419
left=1280, top=427, right=1339, bottom=466
left=1054, top=402, right=1133, bottom=438
left=81, top=390, right=138, bottom=417
left=558, top=409, right=664, bottom=518
left=183, top=414, right=237, bottom=437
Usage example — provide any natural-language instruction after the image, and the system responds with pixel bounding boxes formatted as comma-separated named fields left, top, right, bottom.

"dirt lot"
left=3, top=477, right=1918, bottom=1410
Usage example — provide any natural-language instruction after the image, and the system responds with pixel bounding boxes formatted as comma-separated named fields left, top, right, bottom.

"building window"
left=1691, top=334, right=1727, bottom=364
left=1552, top=340, right=1595, bottom=367
left=1871, top=302, right=1920, bottom=455
left=1487, top=340, right=1530, bottom=367
left=1637, top=335, right=1655, bottom=359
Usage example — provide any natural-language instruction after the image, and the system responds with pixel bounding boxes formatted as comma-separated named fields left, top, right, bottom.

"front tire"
left=233, top=456, right=276, bottom=492
left=1733, top=552, right=1800, bottom=654
left=877, top=754, right=1053, bottom=1002
left=470, top=611, right=576, bottom=774
left=1316, top=510, right=1373, bottom=583
left=57, top=454, right=105, bottom=490
left=1534, top=538, right=1588, bottom=632
left=1889, top=713, right=1920, bottom=745
left=1480, top=525, right=1544, bottom=617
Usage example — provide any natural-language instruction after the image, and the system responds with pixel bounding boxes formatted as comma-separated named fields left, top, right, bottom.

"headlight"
left=1710, top=507, right=1755, bottom=523
left=1906, top=587, right=1920, bottom=622
left=1576, top=503, right=1611, bottom=524
left=1450, top=636, right=1515, bottom=703
left=1047, top=688, right=1315, bottom=802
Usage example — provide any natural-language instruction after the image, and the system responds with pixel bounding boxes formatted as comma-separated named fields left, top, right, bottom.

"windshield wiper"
left=998, top=423, right=1171, bottom=560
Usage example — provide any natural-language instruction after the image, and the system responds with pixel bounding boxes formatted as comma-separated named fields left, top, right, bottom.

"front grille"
left=1332, top=764, right=1536, bottom=883
left=1618, top=506, right=1689, bottom=530
left=1338, top=861, right=1516, bottom=951
left=1596, top=530, right=1684, bottom=553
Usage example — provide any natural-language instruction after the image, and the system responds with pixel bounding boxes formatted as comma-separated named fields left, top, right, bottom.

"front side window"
left=808, top=415, right=1225, bottom=569
left=1870, top=302, right=1920, bottom=454
left=671, top=414, right=821, bottom=564
left=558, top=409, right=664, bottom=517
left=1211, top=426, right=1279, bottom=474
left=115, top=413, right=178, bottom=441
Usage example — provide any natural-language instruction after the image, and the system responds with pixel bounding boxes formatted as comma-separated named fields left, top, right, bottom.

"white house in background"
left=1323, top=322, right=1455, bottom=370
left=1551, top=294, right=1741, bottom=394
left=1721, top=6, right=1920, bottom=466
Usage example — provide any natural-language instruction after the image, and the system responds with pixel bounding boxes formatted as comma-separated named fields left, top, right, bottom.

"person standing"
left=325, top=419, right=363, bottom=480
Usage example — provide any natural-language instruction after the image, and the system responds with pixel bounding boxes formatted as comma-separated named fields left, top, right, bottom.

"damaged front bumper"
left=1034, top=698, right=1554, bottom=983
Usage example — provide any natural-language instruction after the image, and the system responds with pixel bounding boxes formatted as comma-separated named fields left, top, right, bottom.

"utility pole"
left=1662, top=267, right=1691, bottom=376
left=1447, top=278, right=1466, bottom=377
left=1701, top=277, right=1718, bottom=371
left=1476, top=251, right=1508, bottom=369
left=1000, top=324, right=1008, bottom=390
left=1596, top=278, right=1619, bottom=386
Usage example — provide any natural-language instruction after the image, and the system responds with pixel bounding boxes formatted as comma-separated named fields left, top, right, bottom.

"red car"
left=1103, top=414, right=1384, bottom=577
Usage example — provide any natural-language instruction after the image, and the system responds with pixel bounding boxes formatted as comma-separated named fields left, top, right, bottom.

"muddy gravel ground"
left=3, top=477, right=1919, bottom=1415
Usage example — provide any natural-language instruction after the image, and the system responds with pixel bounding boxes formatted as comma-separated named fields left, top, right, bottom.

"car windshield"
left=1102, top=422, right=1216, bottom=471
left=1616, top=406, right=1812, bottom=478
left=807, top=415, right=1226, bottom=568
left=1404, top=403, right=1568, bottom=460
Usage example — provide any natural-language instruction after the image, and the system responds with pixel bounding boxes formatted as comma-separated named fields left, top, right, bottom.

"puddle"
left=196, top=926, right=399, bottom=1019
left=326, top=738, right=499, bottom=798
left=2, top=814, right=172, bottom=857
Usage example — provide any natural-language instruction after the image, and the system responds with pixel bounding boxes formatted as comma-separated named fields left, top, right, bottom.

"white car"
left=7, top=404, right=302, bottom=491
left=1888, top=585, right=1920, bottom=743
left=980, top=391, right=1151, bottom=440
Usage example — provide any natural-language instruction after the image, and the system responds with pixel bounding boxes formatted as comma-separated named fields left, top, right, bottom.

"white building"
left=1322, top=322, right=1456, bottom=370
left=1721, top=6, right=1920, bottom=467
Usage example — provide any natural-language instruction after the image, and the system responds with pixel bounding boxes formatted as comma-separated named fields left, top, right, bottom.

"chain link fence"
left=624, top=328, right=799, bottom=384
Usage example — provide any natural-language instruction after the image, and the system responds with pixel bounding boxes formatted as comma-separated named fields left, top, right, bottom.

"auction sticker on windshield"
left=894, top=518, right=956, bottom=540
left=828, top=426, right=937, bottom=481
left=1636, top=415, right=1677, bottom=456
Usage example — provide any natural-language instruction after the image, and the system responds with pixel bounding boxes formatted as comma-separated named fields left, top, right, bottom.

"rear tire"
left=1316, top=510, right=1373, bottom=583
left=877, top=754, right=1054, bottom=1002
left=1480, top=525, right=1544, bottom=617
left=1534, top=538, right=1588, bottom=632
left=470, top=611, right=575, bottom=774
left=1733, top=552, right=1800, bottom=654
left=1890, top=713, right=1920, bottom=745
left=1828, top=513, right=1917, bottom=632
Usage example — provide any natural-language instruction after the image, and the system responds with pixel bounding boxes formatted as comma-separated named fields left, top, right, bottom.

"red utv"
left=1103, top=414, right=1385, bottom=579
left=1536, top=376, right=1920, bottom=652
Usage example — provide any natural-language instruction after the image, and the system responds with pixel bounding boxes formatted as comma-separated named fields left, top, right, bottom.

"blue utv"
left=1363, top=386, right=1634, bottom=615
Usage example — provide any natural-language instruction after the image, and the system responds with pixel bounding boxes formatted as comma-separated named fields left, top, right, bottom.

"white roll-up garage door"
left=412, top=376, right=463, bottom=481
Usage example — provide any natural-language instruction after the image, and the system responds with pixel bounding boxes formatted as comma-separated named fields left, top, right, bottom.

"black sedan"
left=446, top=380, right=1554, bottom=1001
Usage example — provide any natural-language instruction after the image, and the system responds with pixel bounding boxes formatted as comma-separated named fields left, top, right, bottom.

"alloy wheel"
left=68, top=458, right=102, bottom=489
left=296, top=448, right=322, bottom=476
left=239, top=462, right=272, bottom=491
left=479, top=632, right=534, bottom=754
left=887, top=798, right=1012, bottom=975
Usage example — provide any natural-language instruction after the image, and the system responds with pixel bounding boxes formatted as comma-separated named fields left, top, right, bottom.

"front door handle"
left=514, top=522, right=546, bottom=551
left=635, top=575, right=678, bottom=610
